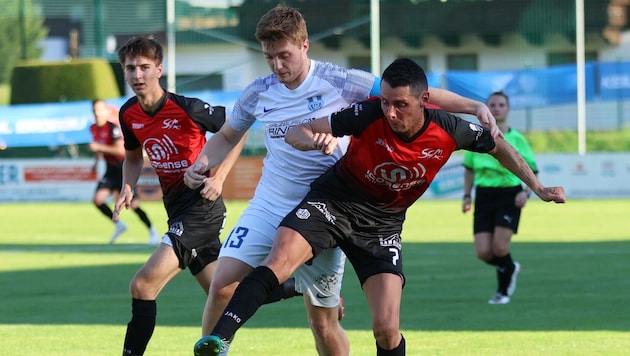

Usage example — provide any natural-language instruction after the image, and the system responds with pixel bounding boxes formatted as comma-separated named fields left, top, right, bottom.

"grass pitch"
left=0, top=199, right=629, bottom=355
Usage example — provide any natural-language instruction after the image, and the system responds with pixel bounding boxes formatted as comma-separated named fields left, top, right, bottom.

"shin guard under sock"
left=213, top=266, right=279, bottom=340
left=133, top=207, right=152, bottom=229
left=122, top=299, right=156, bottom=356
left=376, top=334, right=406, bottom=356
left=495, top=253, right=515, bottom=295
left=96, top=203, right=114, bottom=220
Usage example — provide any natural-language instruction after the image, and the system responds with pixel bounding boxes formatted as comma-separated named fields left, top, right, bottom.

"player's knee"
left=209, top=281, right=238, bottom=302
left=371, top=319, right=399, bottom=348
left=128, top=276, right=156, bottom=299
left=308, top=308, right=339, bottom=336
left=476, top=249, right=493, bottom=262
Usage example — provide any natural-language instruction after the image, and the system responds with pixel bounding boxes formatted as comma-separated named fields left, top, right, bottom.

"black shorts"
left=280, top=191, right=406, bottom=287
left=166, top=197, right=227, bottom=275
left=473, top=186, right=523, bottom=234
left=96, top=162, right=123, bottom=191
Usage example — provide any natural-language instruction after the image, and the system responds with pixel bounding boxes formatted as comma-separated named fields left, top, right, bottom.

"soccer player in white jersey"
left=185, top=4, right=498, bottom=356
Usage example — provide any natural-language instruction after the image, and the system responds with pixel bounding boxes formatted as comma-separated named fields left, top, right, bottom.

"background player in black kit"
left=196, top=58, right=566, bottom=356
left=89, top=98, right=159, bottom=244
left=111, top=36, right=246, bottom=356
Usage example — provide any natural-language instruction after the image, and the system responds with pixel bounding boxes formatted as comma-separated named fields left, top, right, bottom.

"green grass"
left=0, top=83, right=9, bottom=105
left=1, top=199, right=629, bottom=355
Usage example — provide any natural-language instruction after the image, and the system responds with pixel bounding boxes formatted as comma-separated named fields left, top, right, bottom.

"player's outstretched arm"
left=428, top=88, right=501, bottom=138
left=113, top=148, right=144, bottom=221
left=198, top=127, right=248, bottom=201
left=184, top=123, right=246, bottom=189
left=489, top=138, right=566, bottom=204
left=285, top=117, right=337, bottom=155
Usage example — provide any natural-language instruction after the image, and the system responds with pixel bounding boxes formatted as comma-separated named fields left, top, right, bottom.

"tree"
left=0, top=0, right=48, bottom=84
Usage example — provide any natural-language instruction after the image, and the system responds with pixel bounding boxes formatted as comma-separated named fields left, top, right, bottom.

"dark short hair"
left=488, top=91, right=510, bottom=107
left=117, top=35, right=163, bottom=65
left=381, top=58, right=428, bottom=95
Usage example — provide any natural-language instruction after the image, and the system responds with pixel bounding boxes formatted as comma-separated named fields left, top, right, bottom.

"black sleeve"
left=330, top=98, right=383, bottom=137
left=429, top=109, right=496, bottom=153
left=172, top=93, right=226, bottom=134
left=119, top=99, right=140, bottom=150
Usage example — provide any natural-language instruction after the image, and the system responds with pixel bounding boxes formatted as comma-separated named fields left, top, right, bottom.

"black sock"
left=495, top=253, right=515, bottom=295
left=376, top=334, right=405, bottom=356
left=96, top=203, right=114, bottom=220
left=485, top=255, right=499, bottom=266
left=122, top=299, right=156, bottom=356
left=133, top=207, right=152, bottom=229
left=213, top=266, right=279, bottom=340
left=263, top=277, right=302, bottom=304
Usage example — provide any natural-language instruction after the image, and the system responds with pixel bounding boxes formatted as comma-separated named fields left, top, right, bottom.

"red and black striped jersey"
left=90, top=121, right=124, bottom=165
left=324, top=98, right=495, bottom=213
left=119, top=91, right=225, bottom=217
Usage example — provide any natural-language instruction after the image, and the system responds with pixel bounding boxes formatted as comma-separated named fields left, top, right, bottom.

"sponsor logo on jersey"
left=132, top=123, right=144, bottom=129
left=365, top=162, right=427, bottom=191
left=162, top=118, right=181, bottom=130
left=266, top=118, right=313, bottom=139
left=419, top=147, right=444, bottom=160
left=376, top=138, right=395, bottom=152
left=263, top=107, right=279, bottom=113
left=379, top=233, right=402, bottom=250
left=307, top=95, right=324, bottom=112
left=144, top=135, right=189, bottom=172
left=307, top=201, right=336, bottom=225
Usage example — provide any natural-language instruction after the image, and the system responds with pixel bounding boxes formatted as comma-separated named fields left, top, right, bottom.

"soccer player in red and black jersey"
left=89, top=99, right=158, bottom=244
left=111, top=36, right=247, bottom=356
left=197, top=58, right=566, bottom=356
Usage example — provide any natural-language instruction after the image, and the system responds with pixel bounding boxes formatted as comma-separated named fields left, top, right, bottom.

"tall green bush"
left=10, top=58, right=120, bottom=104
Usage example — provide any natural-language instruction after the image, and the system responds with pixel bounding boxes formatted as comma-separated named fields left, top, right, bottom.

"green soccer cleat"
left=194, top=335, right=229, bottom=356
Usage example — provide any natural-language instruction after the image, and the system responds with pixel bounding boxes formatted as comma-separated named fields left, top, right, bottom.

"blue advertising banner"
left=0, top=101, right=94, bottom=149
left=598, top=61, right=630, bottom=100
left=2, top=61, right=630, bottom=149
left=0, top=90, right=244, bottom=149
left=446, top=63, right=596, bottom=109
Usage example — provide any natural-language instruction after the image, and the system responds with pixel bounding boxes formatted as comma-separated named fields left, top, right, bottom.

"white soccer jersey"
left=230, top=59, right=378, bottom=217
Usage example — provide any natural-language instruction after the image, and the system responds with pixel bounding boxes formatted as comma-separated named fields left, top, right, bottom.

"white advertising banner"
left=418, top=152, right=630, bottom=200
left=0, top=159, right=97, bottom=202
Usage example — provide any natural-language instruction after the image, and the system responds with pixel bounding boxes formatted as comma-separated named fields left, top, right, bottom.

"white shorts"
left=219, top=204, right=345, bottom=308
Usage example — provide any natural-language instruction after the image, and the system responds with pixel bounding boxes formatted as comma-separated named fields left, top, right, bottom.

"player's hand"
left=475, top=104, right=503, bottom=139
left=462, top=196, right=472, bottom=213
left=312, top=133, right=338, bottom=155
left=88, top=142, right=101, bottom=152
left=113, top=184, right=134, bottom=221
left=535, top=186, right=566, bottom=203
left=514, top=190, right=528, bottom=208
left=199, top=175, right=223, bottom=201
left=184, top=162, right=207, bottom=189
